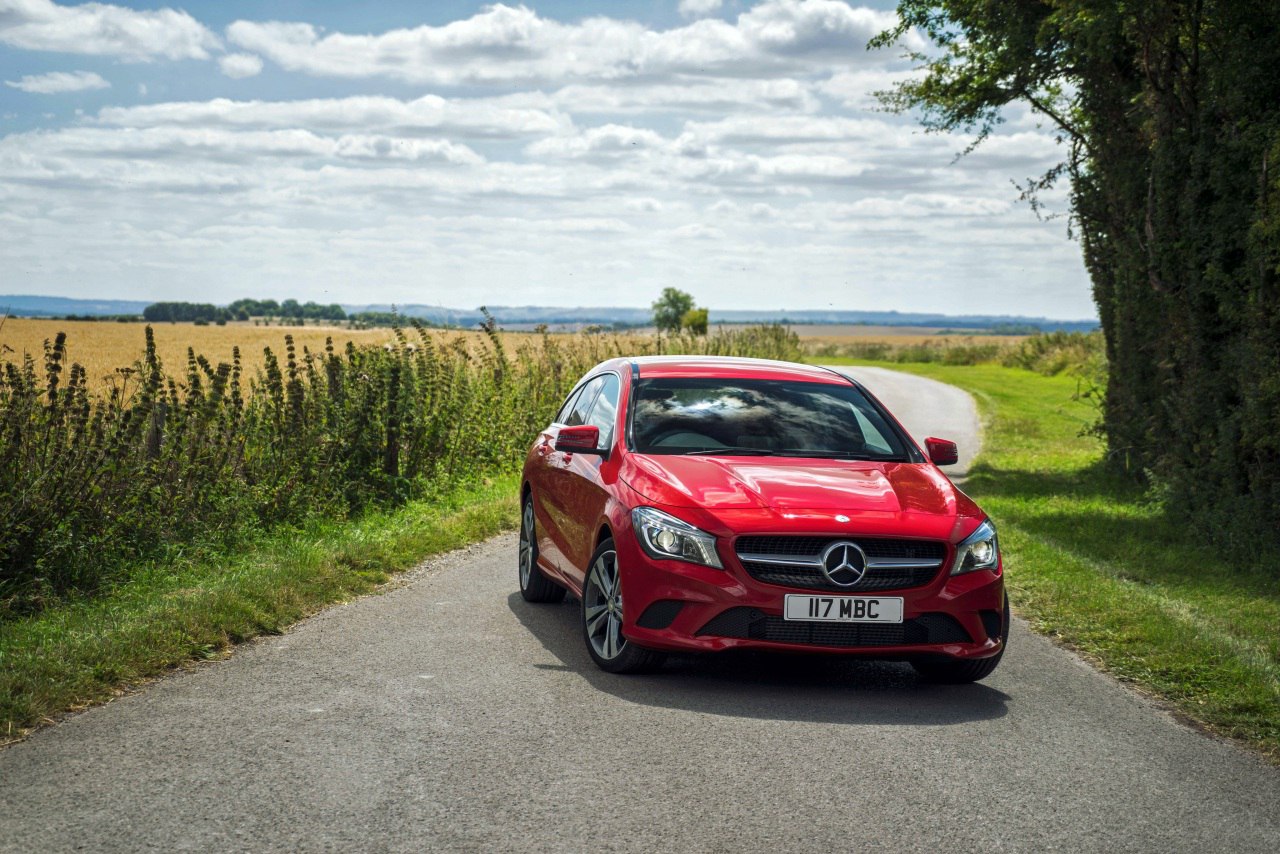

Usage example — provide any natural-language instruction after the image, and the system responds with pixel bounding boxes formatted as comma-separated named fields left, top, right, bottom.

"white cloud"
left=669, top=223, right=724, bottom=239
left=625, top=197, right=664, bottom=212
left=96, top=94, right=570, bottom=139
left=820, top=67, right=924, bottom=107
left=679, top=0, right=724, bottom=18
left=527, top=124, right=666, bottom=159
left=18, top=125, right=483, bottom=166
left=0, top=0, right=220, bottom=61
left=218, top=53, right=264, bottom=79
left=4, top=69, right=109, bottom=93
left=225, top=1, right=921, bottom=85
left=549, top=79, right=818, bottom=114
left=679, top=114, right=895, bottom=146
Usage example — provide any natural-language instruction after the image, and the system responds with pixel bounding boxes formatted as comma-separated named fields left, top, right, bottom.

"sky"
left=0, top=0, right=1095, bottom=318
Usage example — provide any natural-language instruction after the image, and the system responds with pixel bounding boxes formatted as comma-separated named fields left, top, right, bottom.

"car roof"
left=626, top=355, right=851, bottom=385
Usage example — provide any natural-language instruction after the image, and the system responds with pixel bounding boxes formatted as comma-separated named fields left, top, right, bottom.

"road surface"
left=2, top=368, right=1277, bottom=853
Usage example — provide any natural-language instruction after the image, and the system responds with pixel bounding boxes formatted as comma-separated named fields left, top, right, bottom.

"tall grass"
left=0, top=321, right=800, bottom=617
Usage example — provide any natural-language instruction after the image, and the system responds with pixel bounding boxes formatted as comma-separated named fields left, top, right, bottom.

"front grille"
left=696, top=608, right=971, bottom=647
left=734, top=536, right=948, bottom=592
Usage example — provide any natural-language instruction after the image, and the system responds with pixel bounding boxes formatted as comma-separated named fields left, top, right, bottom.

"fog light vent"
left=636, top=600, right=685, bottom=630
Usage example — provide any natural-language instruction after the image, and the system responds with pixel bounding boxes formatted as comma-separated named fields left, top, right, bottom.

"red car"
left=518, top=356, right=1007, bottom=681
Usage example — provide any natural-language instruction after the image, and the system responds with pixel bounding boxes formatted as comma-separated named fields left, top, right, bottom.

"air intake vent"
left=696, top=608, right=971, bottom=647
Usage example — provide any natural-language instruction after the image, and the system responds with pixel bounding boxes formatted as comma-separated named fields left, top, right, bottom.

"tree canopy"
left=145, top=299, right=347, bottom=323
left=652, top=288, right=696, bottom=333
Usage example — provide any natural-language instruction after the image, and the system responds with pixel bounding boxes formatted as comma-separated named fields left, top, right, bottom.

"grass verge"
left=0, top=474, right=519, bottom=743
left=829, top=358, right=1280, bottom=762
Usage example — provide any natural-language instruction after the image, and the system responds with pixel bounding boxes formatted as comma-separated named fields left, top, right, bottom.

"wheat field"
left=0, top=319, right=401, bottom=388
left=0, top=319, right=577, bottom=392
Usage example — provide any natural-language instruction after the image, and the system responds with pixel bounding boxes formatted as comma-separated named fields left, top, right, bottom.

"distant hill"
left=3, top=295, right=1098, bottom=333
left=1, top=295, right=150, bottom=317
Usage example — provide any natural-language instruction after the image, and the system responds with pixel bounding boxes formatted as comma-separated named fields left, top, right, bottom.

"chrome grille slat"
left=736, top=553, right=942, bottom=570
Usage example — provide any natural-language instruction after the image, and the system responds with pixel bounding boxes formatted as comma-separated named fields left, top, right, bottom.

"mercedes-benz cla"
left=518, top=356, right=1007, bottom=682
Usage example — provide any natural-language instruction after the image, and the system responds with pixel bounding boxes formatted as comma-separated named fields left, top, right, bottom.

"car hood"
left=620, top=454, right=975, bottom=519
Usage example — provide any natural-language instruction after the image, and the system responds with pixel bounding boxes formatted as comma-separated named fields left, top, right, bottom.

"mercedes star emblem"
left=819, top=540, right=868, bottom=587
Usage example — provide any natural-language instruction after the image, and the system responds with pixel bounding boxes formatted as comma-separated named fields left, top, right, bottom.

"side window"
left=555, top=387, right=582, bottom=425
left=584, top=374, right=620, bottom=449
left=565, top=376, right=605, bottom=427
left=850, top=406, right=894, bottom=455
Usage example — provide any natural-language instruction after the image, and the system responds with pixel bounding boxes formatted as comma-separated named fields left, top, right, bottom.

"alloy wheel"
left=584, top=549, right=625, bottom=660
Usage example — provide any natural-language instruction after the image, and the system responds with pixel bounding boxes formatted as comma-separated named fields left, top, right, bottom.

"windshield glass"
left=630, top=378, right=912, bottom=460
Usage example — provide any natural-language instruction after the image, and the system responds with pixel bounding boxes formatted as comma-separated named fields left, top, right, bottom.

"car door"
left=537, top=375, right=605, bottom=577
left=529, top=382, right=586, bottom=576
left=558, top=373, right=621, bottom=587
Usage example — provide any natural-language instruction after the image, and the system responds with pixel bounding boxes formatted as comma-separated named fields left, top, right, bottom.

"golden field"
left=0, top=317, right=1030, bottom=393
left=0, top=319, right=402, bottom=390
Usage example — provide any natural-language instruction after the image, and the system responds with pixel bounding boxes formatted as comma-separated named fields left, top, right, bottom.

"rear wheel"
left=911, top=595, right=1010, bottom=684
left=581, top=539, right=665, bottom=674
left=518, top=495, right=565, bottom=603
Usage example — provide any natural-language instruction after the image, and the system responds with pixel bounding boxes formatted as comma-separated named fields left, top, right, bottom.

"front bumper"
left=616, top=520, right=1005, bottom=660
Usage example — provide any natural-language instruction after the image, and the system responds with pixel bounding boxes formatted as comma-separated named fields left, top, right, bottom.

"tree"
left=874, top=1, right=1280, bottom=554
left=681, top=307, right=709, bottom=335
left=652, top=287, right=695, bottom=333
left=142, top=302, right=229, bottom=324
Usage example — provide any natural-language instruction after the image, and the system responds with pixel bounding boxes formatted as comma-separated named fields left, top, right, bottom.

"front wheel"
left=581, top=539, right=665, bottom=674
left=911, top=595, right=1010, bottom=684
left=518, top=495, right=564, bottom=603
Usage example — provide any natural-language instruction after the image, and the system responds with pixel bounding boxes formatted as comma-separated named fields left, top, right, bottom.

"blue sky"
left=0, top=1, right=1093, bottom=318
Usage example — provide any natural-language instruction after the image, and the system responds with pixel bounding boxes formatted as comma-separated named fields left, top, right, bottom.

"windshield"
left=629, top=377, right=912, bottom=460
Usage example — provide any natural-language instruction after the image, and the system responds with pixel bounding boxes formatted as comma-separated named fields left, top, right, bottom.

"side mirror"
left=925, top=437, right=959, bottom=466
left=554, top=424, right=604, bottom=455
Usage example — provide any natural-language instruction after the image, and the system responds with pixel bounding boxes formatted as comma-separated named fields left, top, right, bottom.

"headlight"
left=631, top=507, right=723, bottom=569
left=951, top=519, right=1000, bottom=575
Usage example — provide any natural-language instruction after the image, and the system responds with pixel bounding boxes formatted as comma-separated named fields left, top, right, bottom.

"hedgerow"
left=0, top=321, right=799, bottom=617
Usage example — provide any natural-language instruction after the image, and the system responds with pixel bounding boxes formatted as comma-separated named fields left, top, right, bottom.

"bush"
left=681, top=308, right=709, bottom=335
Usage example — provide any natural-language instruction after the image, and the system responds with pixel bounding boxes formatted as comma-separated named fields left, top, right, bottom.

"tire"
left=911, top=594, right=1010, bottom=684
left=518, top=495, right=565, bottom=603
left=581, top=538, right=666, bottom=674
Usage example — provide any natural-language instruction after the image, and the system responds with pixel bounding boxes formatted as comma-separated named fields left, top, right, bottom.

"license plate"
left=783, top=594, right=903, bottom=623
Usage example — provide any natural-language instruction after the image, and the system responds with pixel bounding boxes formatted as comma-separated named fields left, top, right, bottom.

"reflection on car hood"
left=620, top=454, right=976, bottom=519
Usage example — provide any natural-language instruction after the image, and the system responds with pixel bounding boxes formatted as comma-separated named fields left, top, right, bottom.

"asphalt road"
left=3, top=369, right=1278, bottom=853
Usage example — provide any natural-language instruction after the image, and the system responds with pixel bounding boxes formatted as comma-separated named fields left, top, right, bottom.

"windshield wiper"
left=679, top=447, right=775, bottom=456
